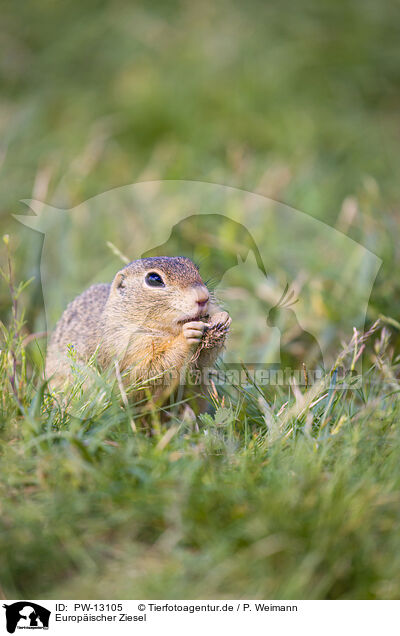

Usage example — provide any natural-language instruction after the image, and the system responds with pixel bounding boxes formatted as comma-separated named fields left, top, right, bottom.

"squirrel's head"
left=108, top=256, right=210, bottom=335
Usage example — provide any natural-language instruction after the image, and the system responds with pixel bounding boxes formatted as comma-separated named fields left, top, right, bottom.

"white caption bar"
left=2, top=600, right=398, bottom=636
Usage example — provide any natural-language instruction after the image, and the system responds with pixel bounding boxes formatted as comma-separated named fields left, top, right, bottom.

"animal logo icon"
left=3, top=602, right=51, bottom=633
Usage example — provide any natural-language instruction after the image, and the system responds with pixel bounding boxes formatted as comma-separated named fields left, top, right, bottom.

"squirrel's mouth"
left=178, top=312, right=210, bottom=325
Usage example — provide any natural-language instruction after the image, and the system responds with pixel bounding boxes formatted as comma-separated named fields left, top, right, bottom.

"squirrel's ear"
left=112, top=271, right=127, bottom=293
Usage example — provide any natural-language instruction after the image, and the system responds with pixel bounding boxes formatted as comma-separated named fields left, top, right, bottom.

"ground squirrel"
left=46, top=256, right=231, bottom=403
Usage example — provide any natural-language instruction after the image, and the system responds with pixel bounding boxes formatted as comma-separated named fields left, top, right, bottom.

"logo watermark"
left=14, top=180, right=381, bottom=402
left=3, top=602, right=51, bottom=633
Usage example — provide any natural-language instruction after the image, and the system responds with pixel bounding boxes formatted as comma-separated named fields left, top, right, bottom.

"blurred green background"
left=1, top=0, right=400, bottom=329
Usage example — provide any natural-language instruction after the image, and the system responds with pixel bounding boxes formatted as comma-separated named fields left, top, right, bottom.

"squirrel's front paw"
left=209, top=311, right=232, bottom=329
left=182, top=320, right=208, bottom=346
left=199, top=311, right=231, bottom=353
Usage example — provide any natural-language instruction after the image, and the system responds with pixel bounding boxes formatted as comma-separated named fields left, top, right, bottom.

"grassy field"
left=1, top=0, right=400, bottom=599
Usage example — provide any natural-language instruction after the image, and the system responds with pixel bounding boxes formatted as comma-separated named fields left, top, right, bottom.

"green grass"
left=1, top=0, right=400, bottom=600
left=1, top=268, right=400, bottom=599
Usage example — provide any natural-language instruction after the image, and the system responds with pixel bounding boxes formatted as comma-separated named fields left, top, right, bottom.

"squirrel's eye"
left=145, top=272, right=165, bottom=288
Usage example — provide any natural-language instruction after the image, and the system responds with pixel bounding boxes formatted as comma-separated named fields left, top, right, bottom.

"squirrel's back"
left=46, top=283, right=110, bottom=383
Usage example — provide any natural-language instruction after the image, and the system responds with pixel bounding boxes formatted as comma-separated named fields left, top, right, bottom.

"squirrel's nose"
left=195, top=286, right=210, bottom=308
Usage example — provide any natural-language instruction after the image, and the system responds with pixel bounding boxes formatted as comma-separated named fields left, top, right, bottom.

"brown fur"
left=46, top=257, right=230, bottom=403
